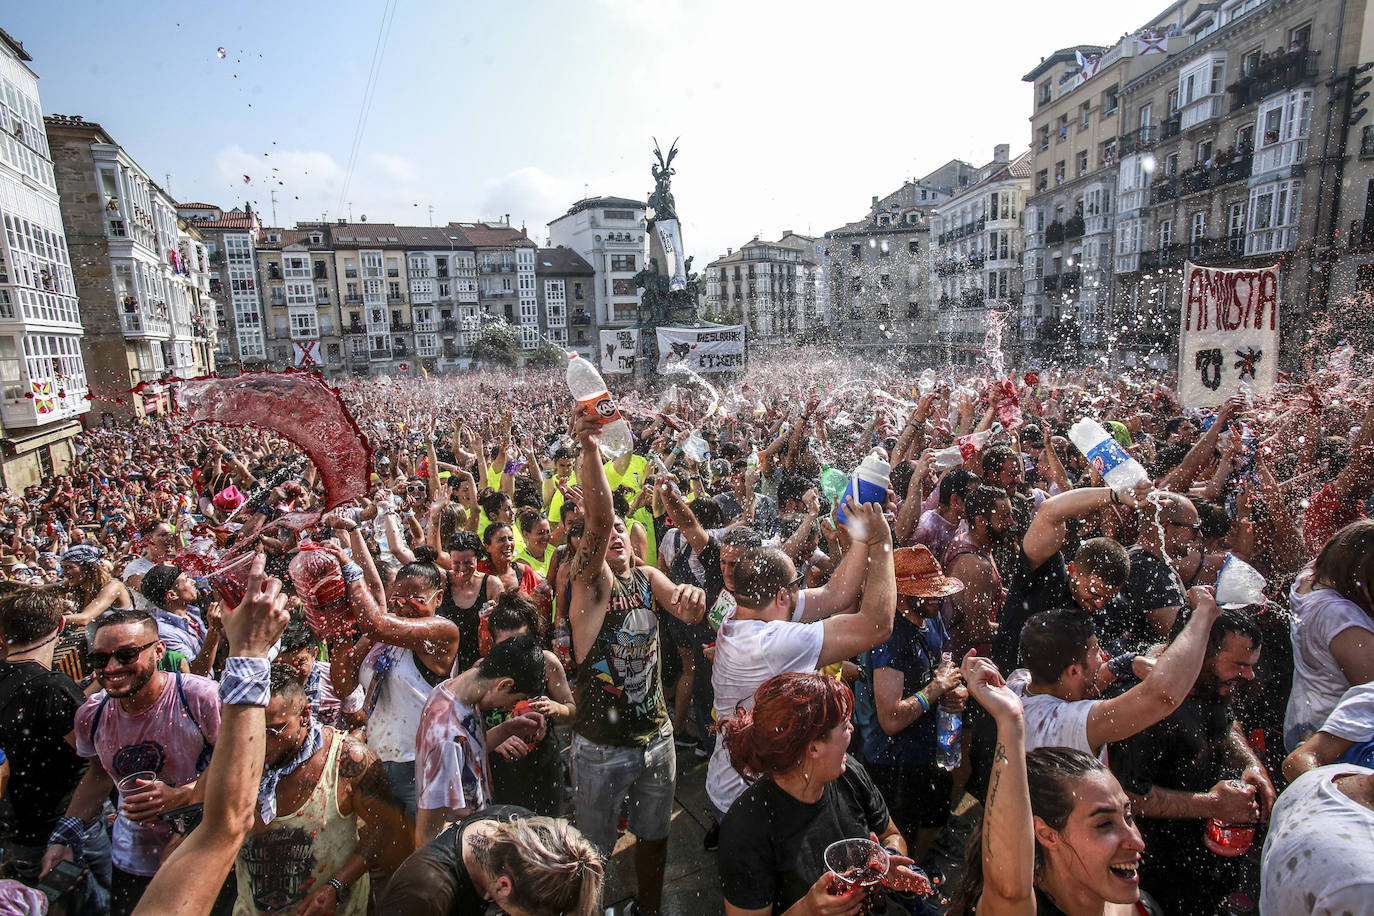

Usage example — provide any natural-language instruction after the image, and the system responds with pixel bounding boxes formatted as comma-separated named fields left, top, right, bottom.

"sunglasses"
left=1166, top=519, right=1202, bottom=532
left=406, top=485, right=427, bottom=494
left=780, top=570, right=806, bottom=594
left=91, top=640, right=158, bottom=670
left=265, top=721, right=294, bottom=738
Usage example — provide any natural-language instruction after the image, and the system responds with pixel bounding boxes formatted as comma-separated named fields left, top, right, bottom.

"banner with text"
left=655, top=218, right=688, bottom=292
left=600, top=328, right=640, bottom=374
left=656, top=325, right=745, bottom=374
left=1178, top=261, right=1280, bottom=408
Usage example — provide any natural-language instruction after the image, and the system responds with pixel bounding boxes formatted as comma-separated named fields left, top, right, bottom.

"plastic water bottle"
left=1214, top=554, right=1267, bottom=609
left=682, top=431, right=710, bottom=463
left=936, top=652, right=962, bottom=771
left=1069, top=418, right=1148, bottom=496
left=932, top=445, right=966, bottom=471
left=836, top=453, right=890, bottom=527
left=566, top=352, right=631, bottom=458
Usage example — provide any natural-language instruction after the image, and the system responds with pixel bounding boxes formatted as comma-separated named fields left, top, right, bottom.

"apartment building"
left=178, top=201, right=265, bottom=370
left=399, top=225, right=478, bottom=371
left=547, top=196, right=648, bottom=335
left=1113, top=0, right=1368, bottom=366
left=704, top=232, right=823, bottom=348
left=534, top=246, right=595, bottom=359
left=452, top=221, right=539, bottom=350
left=930, top=146, right=1034, bottom=364
left=174, top=217, right=218, bottom=378
left=823, top=161, right=976, bottom=365
left=328, top=222, right=413, bottom=374
left=46, top=115, right=210, bottom=417
left=1330, top=5, right=1374, bottom=322
left=255, top=225, right=340, bottom=375
left=0, top=30, right=87, bottom=485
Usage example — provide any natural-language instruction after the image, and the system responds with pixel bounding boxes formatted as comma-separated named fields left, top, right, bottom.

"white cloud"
left=214, top=145, right=344, bottom=197
left=368, top=152, right=418, bottom=184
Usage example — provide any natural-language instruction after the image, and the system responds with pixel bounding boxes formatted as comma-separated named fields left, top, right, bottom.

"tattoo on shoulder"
left=338, top=735, right=377, bottom=781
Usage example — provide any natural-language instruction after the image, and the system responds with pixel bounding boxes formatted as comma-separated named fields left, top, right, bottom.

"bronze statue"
left=648, top=137, right=679, bottom=221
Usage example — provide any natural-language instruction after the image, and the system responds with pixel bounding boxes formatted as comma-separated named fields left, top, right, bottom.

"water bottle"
left=566, top=352, right=632, bottom=458
left=936, top=652, right=962, bottom=771
left=1214, top=554, right=1267, bottom=609
left=746, top=448, right=760, bottom=473
left=1069, top=418, right=1149, bottom=497
left=836, top=453, right=890, bottom=527
left=682, top=431, right=710, bottom=463
left=289, top=546, right=352, bottom=640
left=932, top=445, right=966, bottom=471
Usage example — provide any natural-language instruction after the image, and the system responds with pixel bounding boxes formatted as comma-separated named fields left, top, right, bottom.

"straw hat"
left=893, top=545, right=964, bottom=598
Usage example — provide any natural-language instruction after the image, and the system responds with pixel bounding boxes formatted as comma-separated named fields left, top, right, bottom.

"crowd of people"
left=0, top=348, right=1370, bottom=916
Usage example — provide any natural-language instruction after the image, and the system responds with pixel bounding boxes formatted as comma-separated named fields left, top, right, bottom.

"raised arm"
left=567, top=409, right=614, bottom=664
left=817, top=500, right=895, bottom=667
left=1086, top=587, right=1223, bottom=751
left=1158, top=396, right=1239, bottom=492
left=1023, top=481, right=1149, bottom=569
left=660, top=478, right=710, bottom=555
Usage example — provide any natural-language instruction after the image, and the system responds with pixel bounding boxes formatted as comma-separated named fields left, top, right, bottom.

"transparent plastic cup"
left=824, top=837, right=888, bottom=894
left=205, top=549, right=258, bottom=609
left=1215, top=554, right=1266, bottom=609
left=117, top=770, right=157, bottom=798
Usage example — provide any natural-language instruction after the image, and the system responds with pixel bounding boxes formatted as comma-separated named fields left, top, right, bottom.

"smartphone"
left=36, top=859, right=86, bottom=901
left=159, top=802, right=206, bottom=836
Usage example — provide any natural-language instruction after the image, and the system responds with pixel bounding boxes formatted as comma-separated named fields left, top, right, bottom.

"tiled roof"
left=396, top=225, right=474, bottom=249
left=535, top=246, right=594, bottom=275
left=448, top=222, right=536, bottom=248
left=329, top=223, right=403, bottom=247
left=559, top=196, right=646, bottom=218
left=193, top=213, right=256, bottom=230
left=176, top=202, right=219, bottom=210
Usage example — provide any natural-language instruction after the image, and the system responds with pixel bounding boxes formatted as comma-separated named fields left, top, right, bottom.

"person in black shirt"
left=716, top=672, right=929, bottom=915
left=1119, top=493, right=1199, bottom=650
left=0, top=587, right=111, bottom=912
left=1107, top=609, right=1275, bottom=916
left=379, top=805, right=603, bottom=916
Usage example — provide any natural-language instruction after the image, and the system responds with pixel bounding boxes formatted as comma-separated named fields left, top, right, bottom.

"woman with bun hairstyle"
left=715, top=671, right=927, bottom=916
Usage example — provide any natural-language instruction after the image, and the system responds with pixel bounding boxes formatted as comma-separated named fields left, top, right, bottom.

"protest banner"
left=654, top=218, right=688, bottom=292
left=1177, top=261, right=1280, bottom=408
left=656, top=326, right=746, bottom=374
left=600, top=328, right=640, bottom=374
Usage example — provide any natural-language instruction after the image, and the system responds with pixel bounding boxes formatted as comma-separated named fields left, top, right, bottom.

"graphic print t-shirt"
left=414, top=688, right=491, bottom=817
left=574, top=567, right=668, bottom=746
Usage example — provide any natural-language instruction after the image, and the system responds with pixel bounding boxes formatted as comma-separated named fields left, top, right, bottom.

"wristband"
left=1107, top=652, right=1138, bottom=680
left=48, top=815, right=87, bottom=855
left=912, top=691, right=930, bottom=714
left=340, top=561, right=364, bottom=585
left=219, top=656, right=271, bottom=706
left=1109, top=487, right=1121, bottom=505
left=671, top=447, right=682, bottom=457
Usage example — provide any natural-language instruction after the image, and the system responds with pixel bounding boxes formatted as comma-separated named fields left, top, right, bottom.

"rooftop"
left=0, top=27, right=32, bottom=63
left=448, top=221, right=536, bottom=248
left=556, top=196, right=646, bottom=220
left=396, top=225, right=474, bottom=249
left=1022, top=45, right=1107, bottom=82
left=535, top=246, right=594, bottom=275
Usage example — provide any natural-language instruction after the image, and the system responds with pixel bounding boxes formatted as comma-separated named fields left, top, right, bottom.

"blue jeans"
left=570, top=727, right=676, bottom=857
left=383, top=760, right=417, bottom=818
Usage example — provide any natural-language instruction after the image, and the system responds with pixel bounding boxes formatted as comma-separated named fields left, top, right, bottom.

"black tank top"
left=438, top=573, right=490, bottom=674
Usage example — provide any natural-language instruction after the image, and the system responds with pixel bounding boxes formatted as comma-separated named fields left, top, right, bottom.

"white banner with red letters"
left=1177, top=261, right=1280, bottom=408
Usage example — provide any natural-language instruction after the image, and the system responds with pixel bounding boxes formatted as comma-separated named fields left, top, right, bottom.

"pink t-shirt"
left=413, top=685, right=491, bottom=818
left=75, top=673, right=221, bottom=875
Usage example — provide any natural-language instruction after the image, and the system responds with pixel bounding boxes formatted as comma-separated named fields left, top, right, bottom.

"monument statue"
left=635, top=137, right=700, bottom=328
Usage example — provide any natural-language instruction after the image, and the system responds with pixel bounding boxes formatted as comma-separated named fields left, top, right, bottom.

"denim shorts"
left=569, top=726, right=677, bottom=855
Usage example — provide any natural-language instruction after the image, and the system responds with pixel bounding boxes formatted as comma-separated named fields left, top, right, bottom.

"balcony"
left=2, top=378, right=89, bottom=429
left=344, top=295, right=362, bottom=304
left=480, top=263, right=516, bottom=273
left=1161, top=112, right=1182, bottom=139
left=1253, top=135, right=1307, bottom=176
left=344, top=324, right=365, bottom=335
left=1139, top=245, right=1184, bottom=272
left=122, top=301, right=171, bottom=338
left=1229, top=50, right=1318, bottom=111
left=415, top=320, right=436, bottom=333
left=369, top=349, right=392, bottom=361
left=1064, top=216, right=1085, bottom=239
left=387, top=295, right=406, bottom=304
left=1119, top=125, right=1157, bottom=156
left=1043, top=274, right=1060, bottom=293
left=482, top=288, right=516, bottom=298
left=441, top=318, right=459, bottom=332
left=1060, top=269, right=1081, bottom=290
left=1045, top=222, right=1065, bottom=244
left=571, top=311, right=592, bottom=326
left=386, top=269, right=399, bottom=278
left=392, top=322, right=412, bottom=333
left=1150, top=178, right=1178, bottom=204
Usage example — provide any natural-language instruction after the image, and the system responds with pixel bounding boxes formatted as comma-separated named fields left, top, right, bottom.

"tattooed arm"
left=962, top=654, right=1034, bottom=916
left=339, top=734, right=414, bottom=876
left=568, top=409, right=613, bottom=664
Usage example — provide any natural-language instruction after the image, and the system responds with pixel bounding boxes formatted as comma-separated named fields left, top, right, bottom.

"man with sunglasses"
left=44, top=608, right=220, bottom=916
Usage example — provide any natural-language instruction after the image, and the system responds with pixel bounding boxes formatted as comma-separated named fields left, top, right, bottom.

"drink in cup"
left=206, top=549, right=257, bottom=609
left=825, top=838, right=889, bottom=914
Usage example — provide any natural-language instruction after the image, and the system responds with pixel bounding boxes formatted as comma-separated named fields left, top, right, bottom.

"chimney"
left=360, top=214, right=367, bottom=222
left=504, top=213, right=510, bottom=227
left=337, top=218, right=346, bottom=226
left=781, top=229, right=792, bottom=237
left=871, top=195, right=879, bottom=210
left=521, top=224, right=527, bottom=237
left=994, top=144, right=1010, bottom=163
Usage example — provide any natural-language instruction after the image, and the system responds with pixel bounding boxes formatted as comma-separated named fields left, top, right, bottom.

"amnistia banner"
left=656, top=326, right=745, bottom=374
left=600, top=328, right=639, bottom=375
left=1177, top=260, right=1280, bottom=408
left=655, top=218, right=688, bottom=292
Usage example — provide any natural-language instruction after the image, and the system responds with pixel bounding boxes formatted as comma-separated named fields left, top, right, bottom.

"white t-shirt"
left=707, top=611, right=825, bottom=813
left=1009, top=668, right=1104, bottom=760
left=414, top=686, right=490, bottom=817
left=1260, top=765, right=1374, bottom=915
left=122, top=556, right=156, bottom=611
left=359, top=645, right=446, bottom=763
left=1285, top=571, right=1374, bottom=751
left=1319, top=683, right=1374, bottom=743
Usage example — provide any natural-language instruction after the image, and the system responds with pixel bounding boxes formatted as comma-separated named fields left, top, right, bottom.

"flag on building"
left=1134, top=29, right=1168, bottom=56
left=1075, top=50, right=1101, bottom=85
left=30, top=380, right=54, bottom=415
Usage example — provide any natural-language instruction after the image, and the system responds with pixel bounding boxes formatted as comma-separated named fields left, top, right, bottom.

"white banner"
left=656, top=325, right=745, bottom=374
left=1178, top=261, right=1280, bottom=408
left=655, top=218, right=687, bottom=292
left=600, top=328, right=639, bottom=375
left=293, top=340, right=320, bottom=368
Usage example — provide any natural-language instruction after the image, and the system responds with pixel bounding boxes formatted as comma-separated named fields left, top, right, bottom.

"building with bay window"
left=178, top=201, right=265, bottom=371
left=452, top=220, right=539, bottom=351
left=535, top=246, right=595, bottom=360
left=704, top=231, right=824, bottom=349
left=255, top=226, right=340, bottom=375
left=0, top=30, right=88, bottom=485
left=547, top=196, right=648, bottom=338
left=399, top=224, right=478, bottom=372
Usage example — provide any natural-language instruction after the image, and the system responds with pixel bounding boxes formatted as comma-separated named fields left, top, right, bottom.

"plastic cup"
left=824, top=837, right=889, bottom=891
left=1215, top=554, right=1267, bottom=609
left=117, top=770, right=157, bottom=797
left=206, top=549, right=257, bottom=609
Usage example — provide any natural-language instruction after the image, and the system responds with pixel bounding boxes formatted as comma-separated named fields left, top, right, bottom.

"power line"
left=336, top=0, right=398, bottom=217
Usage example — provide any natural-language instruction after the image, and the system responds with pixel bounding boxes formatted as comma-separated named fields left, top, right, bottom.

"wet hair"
left=483, top=521, right=512, bottom=547
left=447, top=530, right=483, bottom=556
left=412, top=545, right=439, bottom=564
left=1311, top=519, right=1374, bottom=616
left=1152, top=443, right=1190, bottom=478
left=489, top=591, right=541, bottom=637
left=890, top=460, right=916, bottom=498
left=139, top=564, right=183, bottom=606
left=1071, top=537, right=1130, bottom=588
left=269, top=662, right=308, bottom=708
left=278, top=619, right=318, bottom=656
left=720, top=527, right=763, bottom=552
left=88, top=607, right=159, bottom=642
left=611, top=490, right=632, bottom=520
left=953, top=747, right=1109, bottom=914
left=473, top=816, right=604, bottom=916
left=964, top=485, right=1007, bottom=527
left=513, top=477, right=543, bottom=512
left=516, top=507, right=546, bottom=537
left=692, top=497, right=725, bottom=530
left=551, top=447, right=574, bottom=463
left=476, top=633, right=546, bottom=696
left=981, top=445, right=1018, bottom=479
left=395, top=556, right=443, bottom=591
left=1197, top=501, right=1231, bottom=541
left=731, top=546, right=796, bottom=609
left=777, top=473, right=816, bottom=509
left=1208, top=606, right=1263, bottom=655
left=938, top=467, right=979, bottom=506
left=437, top=503, right=465, bottom=548
left=718, top=672, right=852, bottom=781
left=1019, top=608, right=1096, bottom=684
left=0, top=586, right=65, bottom=645
left=479, top=489, right=512, bottom=518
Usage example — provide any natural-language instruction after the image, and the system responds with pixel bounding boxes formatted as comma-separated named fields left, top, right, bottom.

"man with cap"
left=140, top=564, right=223, bottom=677
left=865, top=545, right=968, bottom=857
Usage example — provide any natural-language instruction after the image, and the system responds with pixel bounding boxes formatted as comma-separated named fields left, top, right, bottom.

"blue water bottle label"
left=1085, top=437, right=1130, bottom=477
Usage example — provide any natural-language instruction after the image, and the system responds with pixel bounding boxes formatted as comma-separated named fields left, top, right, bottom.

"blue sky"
left=9, top=0, right=1150, bottom=262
